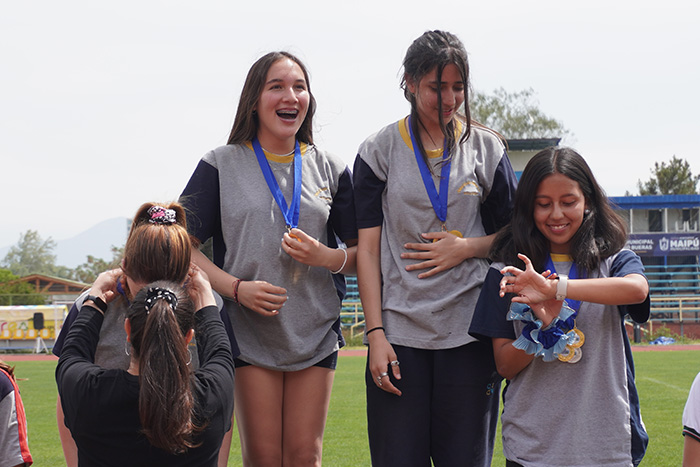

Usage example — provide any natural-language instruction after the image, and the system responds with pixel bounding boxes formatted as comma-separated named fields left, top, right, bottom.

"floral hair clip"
left=147, top=205, right=177, bottom=225
left=144, top=287, right=178, bottom=313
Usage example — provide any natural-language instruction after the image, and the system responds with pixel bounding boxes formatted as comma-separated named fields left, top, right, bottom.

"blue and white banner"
left=626, top=233, right=700, bottom=256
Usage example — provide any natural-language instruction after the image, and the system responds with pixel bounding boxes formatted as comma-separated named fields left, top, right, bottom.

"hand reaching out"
left=499, top=254, right=563, bottom=327
left=499, top=253, right=558, bottom=303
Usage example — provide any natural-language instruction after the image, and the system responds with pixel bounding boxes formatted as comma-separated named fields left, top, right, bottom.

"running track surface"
left=3, top=344, right=700, bottom=361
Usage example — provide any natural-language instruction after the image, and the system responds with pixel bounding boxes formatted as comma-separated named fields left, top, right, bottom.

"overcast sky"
left=1, top=0, right=698, bottom=249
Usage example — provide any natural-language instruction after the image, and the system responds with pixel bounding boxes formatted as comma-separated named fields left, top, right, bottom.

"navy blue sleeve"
left=353, top=156, right=385, bottom=229
left=480, top=151, right=518, bottom=235
left=329, top=167, right=358, bottom=243
left=179, top=159, right=222, bottom=245
left=52, top=300, right=83, bottom=358
left=611, top=250, right=650, bottom=323
left=469, top=267, right=517, bottom=341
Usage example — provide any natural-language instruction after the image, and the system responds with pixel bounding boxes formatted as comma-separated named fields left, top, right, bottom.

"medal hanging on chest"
left=252, top=138, right=302, bottom=238
left=407, top=117, right=462, bottom=240
left=545, top=256, right=586, bottom=364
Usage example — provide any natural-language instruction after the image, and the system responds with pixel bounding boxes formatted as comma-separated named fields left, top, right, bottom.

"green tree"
left=70, top=246, right=124, bottom=283
left=470, top=87, right=571, bottom=140
left=637, top=156, right=700, bottom=195
left=0, top=269, right=45, bottom=305
left=1, top=230, right=58, bottom=277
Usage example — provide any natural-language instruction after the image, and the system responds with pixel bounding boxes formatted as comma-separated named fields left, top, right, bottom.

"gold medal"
left=286, top=225, right=300, bottom=241
left=558, top=345, right=575, bottom=362
left=569, top=327, right=585, bottom=349
left=433, top=225, right=463, bottom=242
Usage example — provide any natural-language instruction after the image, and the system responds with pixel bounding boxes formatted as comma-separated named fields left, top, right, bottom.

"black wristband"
left=365, top=326, right=385, bottom=336
left=84, top=295, right=108, bottom=313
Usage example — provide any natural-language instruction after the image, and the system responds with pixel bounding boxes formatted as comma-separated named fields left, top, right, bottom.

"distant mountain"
left=54, top=217, right=131, bottom=268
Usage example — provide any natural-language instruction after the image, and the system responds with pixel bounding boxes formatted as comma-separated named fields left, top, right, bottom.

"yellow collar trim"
left=398, top=116, right=464, bottom=159
left=550, top=253, right=573, bottom=263
left=244, top=141, right=308, bottom=163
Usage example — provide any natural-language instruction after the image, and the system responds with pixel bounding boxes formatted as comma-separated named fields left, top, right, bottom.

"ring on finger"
left=390, top=360, right=400, bottom=366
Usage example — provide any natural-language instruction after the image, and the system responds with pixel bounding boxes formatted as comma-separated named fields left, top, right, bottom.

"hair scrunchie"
left=144, top=287, right=178, bottom=313
left=147, top=205, right=177, bottom=225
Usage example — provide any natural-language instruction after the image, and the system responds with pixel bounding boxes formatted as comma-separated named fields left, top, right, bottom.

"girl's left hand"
left=401, top=231, right=471, bottom=279
left=500, top=253, right=557, bottom=303
left=281, top=228, right=329, bottom=267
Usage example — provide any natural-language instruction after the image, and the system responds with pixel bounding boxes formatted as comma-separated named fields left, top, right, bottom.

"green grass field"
left=8, top=349, right=700, bottom=466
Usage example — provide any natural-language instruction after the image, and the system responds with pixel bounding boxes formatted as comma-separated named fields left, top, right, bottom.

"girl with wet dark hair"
left=354, top=30, right=518, bottom=466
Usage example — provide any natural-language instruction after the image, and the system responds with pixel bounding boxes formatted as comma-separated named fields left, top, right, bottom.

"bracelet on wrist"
left=330, top=248, right=348, bottom=275
left=365, top=326, right=385, bottom=336
left=232, top=279, right=242, bottom=303
left=555, top=275, right=568, bottom=301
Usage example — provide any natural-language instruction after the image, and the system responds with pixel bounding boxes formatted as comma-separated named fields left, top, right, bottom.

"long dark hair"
left=129, top=281, right=201, bottom=454
left=227, top=51, right=316, bottom=145
left=491, top=146, right=627, bottom=273
left=401, top=30, right=471, bottom=169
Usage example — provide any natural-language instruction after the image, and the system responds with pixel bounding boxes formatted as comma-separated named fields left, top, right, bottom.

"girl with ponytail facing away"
left=56, top=266, right=234, bottom=466
left=53, top=202, right=238, bottom=466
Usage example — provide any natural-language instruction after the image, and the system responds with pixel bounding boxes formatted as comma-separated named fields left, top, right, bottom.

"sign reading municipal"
left=626, top=233, right=700, bottom=256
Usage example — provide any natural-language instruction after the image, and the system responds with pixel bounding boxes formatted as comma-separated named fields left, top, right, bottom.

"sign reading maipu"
left=626, top=233, right=700, bottom=256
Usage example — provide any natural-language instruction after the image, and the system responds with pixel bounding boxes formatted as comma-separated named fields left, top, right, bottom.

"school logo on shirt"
left=457, top=181, right=481, bottom=196
left=314, top=187, right=332, bottom=201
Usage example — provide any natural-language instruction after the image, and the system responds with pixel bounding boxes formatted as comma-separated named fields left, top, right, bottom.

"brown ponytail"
left=128, top=281, right=202, bottom=453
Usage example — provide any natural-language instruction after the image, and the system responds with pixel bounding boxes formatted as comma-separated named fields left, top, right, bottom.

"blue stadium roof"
left=609, top=194, right=700, bottom=210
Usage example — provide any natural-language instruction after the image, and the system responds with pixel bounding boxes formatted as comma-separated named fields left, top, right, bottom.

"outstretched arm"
left=500, top=253, right=648, bottom=307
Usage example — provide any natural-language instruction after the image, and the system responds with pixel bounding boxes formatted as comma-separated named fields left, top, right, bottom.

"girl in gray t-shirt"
left=471, top=147, right=649, bottom=466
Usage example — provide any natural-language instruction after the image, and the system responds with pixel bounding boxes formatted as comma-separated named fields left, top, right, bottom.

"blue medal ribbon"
left=407, top=117, right=451, bottom=224
left=252, top=138, right=302, bottom=230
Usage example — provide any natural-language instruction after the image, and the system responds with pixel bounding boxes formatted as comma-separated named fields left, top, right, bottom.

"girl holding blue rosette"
left=354, top=30, right=517, bottom=466
left=469, top=146, right=650, bottom=466
left=180, top=51, right=357, bottom=466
